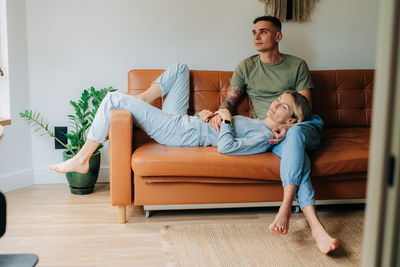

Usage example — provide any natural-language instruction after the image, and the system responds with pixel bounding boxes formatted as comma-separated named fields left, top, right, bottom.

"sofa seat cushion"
left=132, top=143, right=282, bottom=181
left=132, top=127, right=370, bottom=181
left=142, top=177, right=272, bottom=184
left=310, top=127, right=370, bottom=178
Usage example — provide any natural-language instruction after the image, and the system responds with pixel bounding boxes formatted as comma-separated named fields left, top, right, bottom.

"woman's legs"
left=49, top=63, right=191, bottom=173
left=48, top=91, right=152, bottom=173
left=137, top=62, right=190, bottom=115
left=153, top=62, right=190, bottom=115
left=48, top=140, right=100, bottom=173
left=137, top=83, right=162, bottom=104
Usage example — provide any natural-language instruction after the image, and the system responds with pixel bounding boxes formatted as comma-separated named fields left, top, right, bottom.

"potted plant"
left=20, top=86, right=116, bottom=194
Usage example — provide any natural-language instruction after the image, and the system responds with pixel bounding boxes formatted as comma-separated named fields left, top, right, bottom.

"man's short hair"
left=253, top=16, right=282, bottom=31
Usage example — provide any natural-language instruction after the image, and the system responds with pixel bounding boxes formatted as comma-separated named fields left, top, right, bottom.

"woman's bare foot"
left=269, top=205, right=292, bottom=234
left=48, top=157, right=89, bottom=174
left=312, top=226, right=339, bottom=254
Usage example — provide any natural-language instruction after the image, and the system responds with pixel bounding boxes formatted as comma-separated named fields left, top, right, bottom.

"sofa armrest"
left=109, top=108, right=133, bottom=208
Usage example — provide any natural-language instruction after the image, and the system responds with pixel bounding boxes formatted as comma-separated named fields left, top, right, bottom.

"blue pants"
left=272, top=115, right=324, bottom=209
left=87, top=63, right=201, bottom=147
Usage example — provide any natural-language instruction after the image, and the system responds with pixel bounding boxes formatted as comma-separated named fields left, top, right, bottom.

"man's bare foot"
left=269, top=205, right=292, bottom=234
left=48, top=157, right=89, bottom=174
left=312, top=226, right=339, bottom=254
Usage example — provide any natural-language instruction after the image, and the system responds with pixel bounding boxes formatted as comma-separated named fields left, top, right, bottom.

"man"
left=203, top=16, right=339, bottom=254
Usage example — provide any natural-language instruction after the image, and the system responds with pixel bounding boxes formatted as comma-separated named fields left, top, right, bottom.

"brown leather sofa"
left=109, top=69, right=373, bottom=223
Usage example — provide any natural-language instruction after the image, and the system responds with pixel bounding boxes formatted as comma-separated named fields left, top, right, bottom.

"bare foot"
left=48, top=157, right=89, bottom=174
left=269, top=205, right=292, bottom=234
left=312, top=226, right=339, bottom=254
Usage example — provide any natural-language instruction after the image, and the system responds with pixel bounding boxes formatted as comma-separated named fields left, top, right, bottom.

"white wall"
left=1, top=0, right=379, bottom=188
left=280, top=0, right=378, bottom=70
left=0, top=0, right=33, bottom=192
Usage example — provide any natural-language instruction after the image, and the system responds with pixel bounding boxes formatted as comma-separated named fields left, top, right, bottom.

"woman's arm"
left=216, top=110, right=272, bottom=155
left=217, top=124, right=271, bottom=155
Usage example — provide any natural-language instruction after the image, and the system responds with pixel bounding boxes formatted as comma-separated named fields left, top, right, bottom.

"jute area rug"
left=161, top=217, right=363, bottom=267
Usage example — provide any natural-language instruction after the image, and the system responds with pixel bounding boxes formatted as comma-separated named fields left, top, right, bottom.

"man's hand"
left=268, top=126, right=289, bottom=145
left=216, top=108, right=232, bottom=122
left=198, top=110, right=215, bottom=122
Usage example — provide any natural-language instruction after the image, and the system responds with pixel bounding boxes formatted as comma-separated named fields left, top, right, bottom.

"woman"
left=49, top=63, right=310, bottom=174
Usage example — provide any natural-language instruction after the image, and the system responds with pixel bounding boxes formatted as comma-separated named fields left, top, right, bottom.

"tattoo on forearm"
left=219, top=85, right=244, bottom=112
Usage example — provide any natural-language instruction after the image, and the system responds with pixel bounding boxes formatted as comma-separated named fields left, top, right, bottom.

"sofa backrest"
left=128, top=69, right=374, bottom=128
left=310, top=70, right=374, bottom=127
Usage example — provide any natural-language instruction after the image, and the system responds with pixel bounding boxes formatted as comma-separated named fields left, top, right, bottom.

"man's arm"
left=208, top=84, right=244, bottom=132
left=219, top=85, right=245, bottom=113
left=299, top=88, right=312, bottom=110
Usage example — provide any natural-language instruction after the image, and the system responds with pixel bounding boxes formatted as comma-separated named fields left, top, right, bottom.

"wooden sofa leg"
left=118, top=206, right=126, bottom=223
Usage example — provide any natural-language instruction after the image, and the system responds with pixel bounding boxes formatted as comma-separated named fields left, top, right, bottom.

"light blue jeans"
left=87, top=62, right=201, bottom=146
left=272, top=115, right=324, bottom=209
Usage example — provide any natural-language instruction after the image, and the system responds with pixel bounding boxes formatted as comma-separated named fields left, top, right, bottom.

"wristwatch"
left=223, top=119, right=231, bottom=125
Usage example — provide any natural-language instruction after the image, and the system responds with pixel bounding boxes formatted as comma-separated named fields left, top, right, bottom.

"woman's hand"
left=268, top=126, right=289, bottom=145
left=216, top=108, right=232, bottom=122
left=198, top=110, right=215, bottom=122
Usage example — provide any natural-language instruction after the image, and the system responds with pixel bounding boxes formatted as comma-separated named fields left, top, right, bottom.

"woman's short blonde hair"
left=284, top=90, right=312, bottom=124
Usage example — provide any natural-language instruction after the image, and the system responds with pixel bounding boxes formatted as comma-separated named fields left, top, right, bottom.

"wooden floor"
left=0, top=184, right=365, bottom=266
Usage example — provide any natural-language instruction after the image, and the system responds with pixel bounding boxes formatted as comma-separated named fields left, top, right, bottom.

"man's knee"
left=272, top=125, right=306, bottom=156
left=286, top=120, right=322, bottom=150
left=286, top=124, right=307, bottom=143
left=308, top=114, right=324, bottom=130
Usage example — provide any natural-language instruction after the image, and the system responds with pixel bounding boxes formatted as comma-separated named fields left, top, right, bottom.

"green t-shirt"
left=230, top=54, right=314, bottom=119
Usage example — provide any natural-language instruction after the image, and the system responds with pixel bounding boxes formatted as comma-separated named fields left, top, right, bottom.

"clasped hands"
left=198, top=109, right=288, bottom=145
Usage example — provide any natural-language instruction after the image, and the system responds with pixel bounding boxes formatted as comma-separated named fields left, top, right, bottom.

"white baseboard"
left=34, top=167, right=110, bottom=184
left=0, top=169, right=34, bottom=192
left=0, top=167, right=110, bottom=192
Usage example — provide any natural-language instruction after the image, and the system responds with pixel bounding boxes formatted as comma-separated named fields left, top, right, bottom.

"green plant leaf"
left=20, top=86, right=116, bottom=155
left=19, top=109, right=73, bottom=154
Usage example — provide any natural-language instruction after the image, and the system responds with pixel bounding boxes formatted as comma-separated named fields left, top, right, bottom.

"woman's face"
left=266, top=93, right=296, bottom=125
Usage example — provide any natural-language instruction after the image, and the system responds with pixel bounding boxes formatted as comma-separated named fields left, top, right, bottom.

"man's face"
left=266, top=93, right=296, bottom=125
left=252, top=21, right=282, bottom=52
